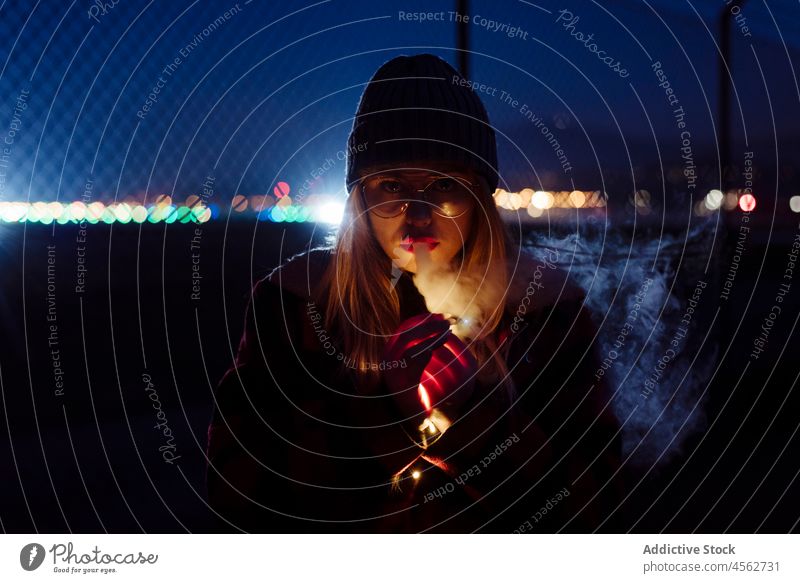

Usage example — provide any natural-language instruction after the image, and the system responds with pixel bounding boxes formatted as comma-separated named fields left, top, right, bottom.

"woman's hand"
left=381, top=313, right=478, bottom=430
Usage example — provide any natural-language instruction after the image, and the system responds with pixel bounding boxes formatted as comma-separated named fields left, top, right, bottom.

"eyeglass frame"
left=358, top=171, right=479, bottom=219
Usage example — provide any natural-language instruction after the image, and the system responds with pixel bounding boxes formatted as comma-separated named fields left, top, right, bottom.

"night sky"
left=0, top=0, right=797, bottom=204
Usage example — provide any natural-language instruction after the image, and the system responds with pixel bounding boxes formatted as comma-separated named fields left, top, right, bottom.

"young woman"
left=206, top=54, right=622, bottom=533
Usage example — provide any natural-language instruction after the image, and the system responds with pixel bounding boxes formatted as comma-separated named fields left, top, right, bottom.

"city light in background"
left=1, top=186, right=783, bottom=226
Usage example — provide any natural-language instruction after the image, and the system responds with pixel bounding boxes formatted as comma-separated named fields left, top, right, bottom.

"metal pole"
left=717, top=0, right=749, bottom=407
left=457, top=0, right=469, bottom=77
left=719, top=0, right=749, bottom=185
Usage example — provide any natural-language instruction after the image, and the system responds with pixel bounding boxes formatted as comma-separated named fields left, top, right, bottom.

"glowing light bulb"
left=411, top=470, right=421, bottom=480
left=419, top=417, right=438, bottom=436
left=418, top=384, right=432, bottom=413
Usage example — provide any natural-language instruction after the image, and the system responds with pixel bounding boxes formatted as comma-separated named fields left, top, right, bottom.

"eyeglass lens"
left=363, top=176, right=474, bottom=218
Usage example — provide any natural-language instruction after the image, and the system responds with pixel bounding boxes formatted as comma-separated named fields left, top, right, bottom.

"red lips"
left=400, top=235, right=439, bottom=252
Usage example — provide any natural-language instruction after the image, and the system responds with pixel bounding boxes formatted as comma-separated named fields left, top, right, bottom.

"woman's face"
left=361, top=164, right=477, bottom=274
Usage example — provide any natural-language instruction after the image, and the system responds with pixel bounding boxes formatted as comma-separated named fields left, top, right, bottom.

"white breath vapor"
left=410, top=246, right=503, bottom=340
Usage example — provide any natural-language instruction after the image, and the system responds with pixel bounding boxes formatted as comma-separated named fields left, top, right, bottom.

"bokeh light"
left=531, top=190, right=554, bottom=210
left=231, top=194, right=248, bottom=212
left=526, top=204, right=544, bottom=218
left=569, top=190, right=585, bottom=208
left=739, top=193, right=757, bottom=212
left=314, top=201, right=344, bottom=225
left=274, top=181, right=290, bottom=198
left=704, top=189, right=724, bottom=211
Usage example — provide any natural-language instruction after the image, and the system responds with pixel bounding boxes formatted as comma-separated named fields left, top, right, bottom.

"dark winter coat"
left=206, top=247, right=623, bottom=532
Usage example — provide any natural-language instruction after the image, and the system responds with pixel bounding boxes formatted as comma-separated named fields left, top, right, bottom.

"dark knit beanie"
left=346, top=54, right=499, bottom=192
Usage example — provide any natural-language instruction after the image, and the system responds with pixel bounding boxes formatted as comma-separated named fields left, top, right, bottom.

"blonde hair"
left=320, top=174, right=516, bottom=397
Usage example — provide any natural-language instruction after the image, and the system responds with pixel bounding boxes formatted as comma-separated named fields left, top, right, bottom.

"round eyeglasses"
left=360, top=174, right=476, bottom=219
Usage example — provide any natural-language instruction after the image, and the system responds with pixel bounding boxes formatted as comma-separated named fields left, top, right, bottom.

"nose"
left=405, top=200, right=432, bottom=226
